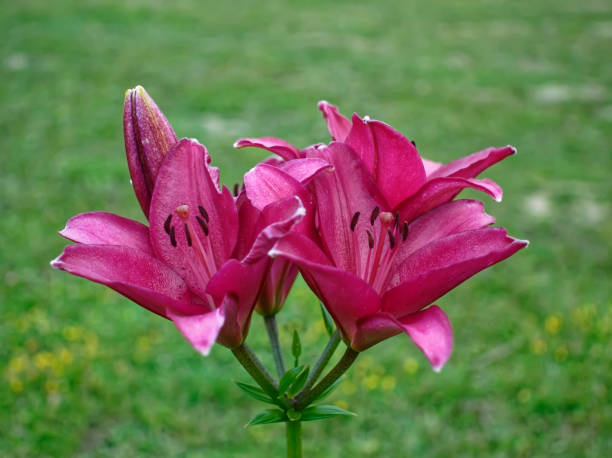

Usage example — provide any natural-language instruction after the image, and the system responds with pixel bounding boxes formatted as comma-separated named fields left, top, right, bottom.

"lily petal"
left=351, top=313, right=402, bottom=351
left=308, top=142, right=386, bottom=273
left=51, top=244, right=199, bottom=318
left=270, top=232, right=381, bottom=342
left=318, top=101, right=352, bottom=141
left=382, top=228, right=528, bottom=315
left=167, top=306, right=225, bottom=356
left=244, top=164, right=304, bottom=211
left=396, top=176, right=503, bottom=223
left=422, top=157, right=443, bottom=176
left=277, top=158, right=331, bottom=184
left=234, top=137, right=301, bottom=161
left=346, top=115, right=426, bottom=208
left=429, top=145, right=516, bottom=179
left=59, top=212, right=153, bottom=255
left=149, top=138, right=238, bottom=298
left=397, top=305, right=453, bottom=372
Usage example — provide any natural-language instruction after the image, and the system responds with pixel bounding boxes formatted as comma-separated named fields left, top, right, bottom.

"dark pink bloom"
left=52, top=138, right=307, bottom=354
left=238, top=102, right=527, bottom=371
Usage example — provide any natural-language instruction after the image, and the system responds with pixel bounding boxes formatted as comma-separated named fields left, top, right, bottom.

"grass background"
left=1, top=0, right=611, bottom=456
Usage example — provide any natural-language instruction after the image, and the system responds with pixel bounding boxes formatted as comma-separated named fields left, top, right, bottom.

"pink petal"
left=256, top=258, right=299, bottom=315
left=277, top=158, right=331, bottom=184
left=382, top=228, right=528, bottom=316
left=206, top=258, right=269, bottom=348
left=429, top=145, right=516, bottom=179
left=397, top=305, right=453, bottom=372
left=149, top=139, right=238, bottom=298
left=351, top=313, right=402, bottom=351
left=270, top=232, right=381, bottom=342
left=390, top=199, right=496, bottom=270
left=345, top=115, right=426, bottom=208
left=421, top=157, right=443, bottom=176
left=51, top=244, right=202, bottom=318
left=234, top=137, right=301, bottom=161
left=396, top=176, right=503, bottom=223
left=167, top=307, right=225, bottom=356
left=317, top=101, right=352, bottom=141
left=244, top=163, right=304, bottom=211
left=59, top=212, right=153, bottom=255
left=308, top=142, right=386, bottom=274
left=124, top=86, right=177, bottom=217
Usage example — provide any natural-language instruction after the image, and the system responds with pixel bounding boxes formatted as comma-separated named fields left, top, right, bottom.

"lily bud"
left=124, top=85, right=177, bottom=218
left=256, top=259, right=298, bottom=316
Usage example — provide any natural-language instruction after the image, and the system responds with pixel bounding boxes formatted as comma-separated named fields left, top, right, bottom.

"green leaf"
left=287, top=365, right=310, bottom=397
left=313, top=376, right=343, bottom=402
left=235, top=381, right=277, bottom=405
left=278, top=365, right=305, bottom=395
left=246, top=408, right=287, bottom=427
left=292, top=329, right=301, bottom=366
left=320, top=302, right=335, bottom=336
left=300, top=404, right=356, bottom=422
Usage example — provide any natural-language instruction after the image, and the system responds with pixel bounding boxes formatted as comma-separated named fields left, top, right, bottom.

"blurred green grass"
left=1, top=0, right=611, bottom=456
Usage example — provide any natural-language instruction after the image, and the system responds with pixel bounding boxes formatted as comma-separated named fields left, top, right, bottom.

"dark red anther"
left=370, top=206, right=380, bottom=226
left=394, top=212, right=400, bottom=230
left=350, top=211, right=360, bottom=232
left=233, top=183, right=239, bottom=197
left=184, top=224, right=192, bottom=247
left=387, top=229, right=396, bottom=249
left=169, top=226, right=177, bottom=247
left=367, top=230, right=374, bottom=249
left=410, top=140, right=416, bottom=147
left=198, top=205, right=209, bottom=223
left=196, top=215, right=209, bottom=236
left=402, top=221, right=409, bottom=241
left=164, top=214, right=173, bottom=234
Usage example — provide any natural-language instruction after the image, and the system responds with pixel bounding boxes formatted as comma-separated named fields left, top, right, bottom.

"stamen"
left=394, top=212, right=400, bottom=230
left=387, top=229, right=396, bottom=249
left=184, top=224, right=192, bottom=247
left=350, top=211, right=360, bottom=232
left=233, top=183, right=239, bottom=197
left=164, top=214, right=173, bottom=234
left=176, top=204, right=189, bottom=220
left=402, top=221, right=409, bottom=241
left=198, top=205, right=209, bottom=223
left=370, top=206, right=380, bottom=225
left=196, top=215, right=209, bottom=236
left=379, top=211, right=394, bottom=226
left=169, top=226, right=177, bottom=247
left=410, top=140, right=416, bottom=147
left=367, top=230, right=374, bottom=249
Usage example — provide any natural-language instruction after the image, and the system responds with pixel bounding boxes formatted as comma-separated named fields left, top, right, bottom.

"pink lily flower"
left=237, top=103, right=528, bottom=371
left=52, top=138, right=307, bottom=354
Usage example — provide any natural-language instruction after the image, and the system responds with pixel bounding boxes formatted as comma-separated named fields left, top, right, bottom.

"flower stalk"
left=231, top=343, right=278, bottom=399
left=297, top=330, right=340, bottom=398
left=264, top=314, right=286, bottom=377
left=286, top=420, right=302, bottom=458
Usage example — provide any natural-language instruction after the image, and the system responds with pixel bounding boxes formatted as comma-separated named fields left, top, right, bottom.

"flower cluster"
left=52, top=86, right=527, bottom=372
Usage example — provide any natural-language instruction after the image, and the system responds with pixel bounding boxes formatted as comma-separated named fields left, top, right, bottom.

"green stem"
left=231, top=343, right=278, bottom=399
left=285, top=420, right=302, bottom=458
left=297, top=330, right=340, bottom=397
left=264, top=314, right=286, bottom=377
left=295, top=347, right=359, bottom=409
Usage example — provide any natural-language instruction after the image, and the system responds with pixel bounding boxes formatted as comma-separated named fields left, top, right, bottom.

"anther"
left=410, top=140, right=416, bottom=147
left=402, top=221, right=409, bottom=241
left=370, top=206, right=380, bottom=225
left=164, top=214, right=173, bottom=234
left=196, top=215, right=209, bottom=236
left=233, top=183, right=239, bottom=197
left=394, top=212, right=400, bottom=230
left=367, top=230, right=374, bottom=249
left=184, top=224, right=192, bottom=247
left=350, top=211, right=360, bottom=231
left=169, top=226, right=177, bottom=247
left=387, top=229, right=396, bottom=249
left=198, top=205, right=209, bottom=223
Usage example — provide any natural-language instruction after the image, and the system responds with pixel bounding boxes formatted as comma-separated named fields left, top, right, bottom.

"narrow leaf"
left=235, top=381, right=277, bottom=405
left=278, top=365, right=304, bottom=395
left=246, top=408, right=287, bottom=427
left=287, top=365, right=310, bottom=397
left=300, top=404, right=356, bottom=422
left=320, top=302, right=335, bottom=336
left=292, top=329, right=302, bottom=367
